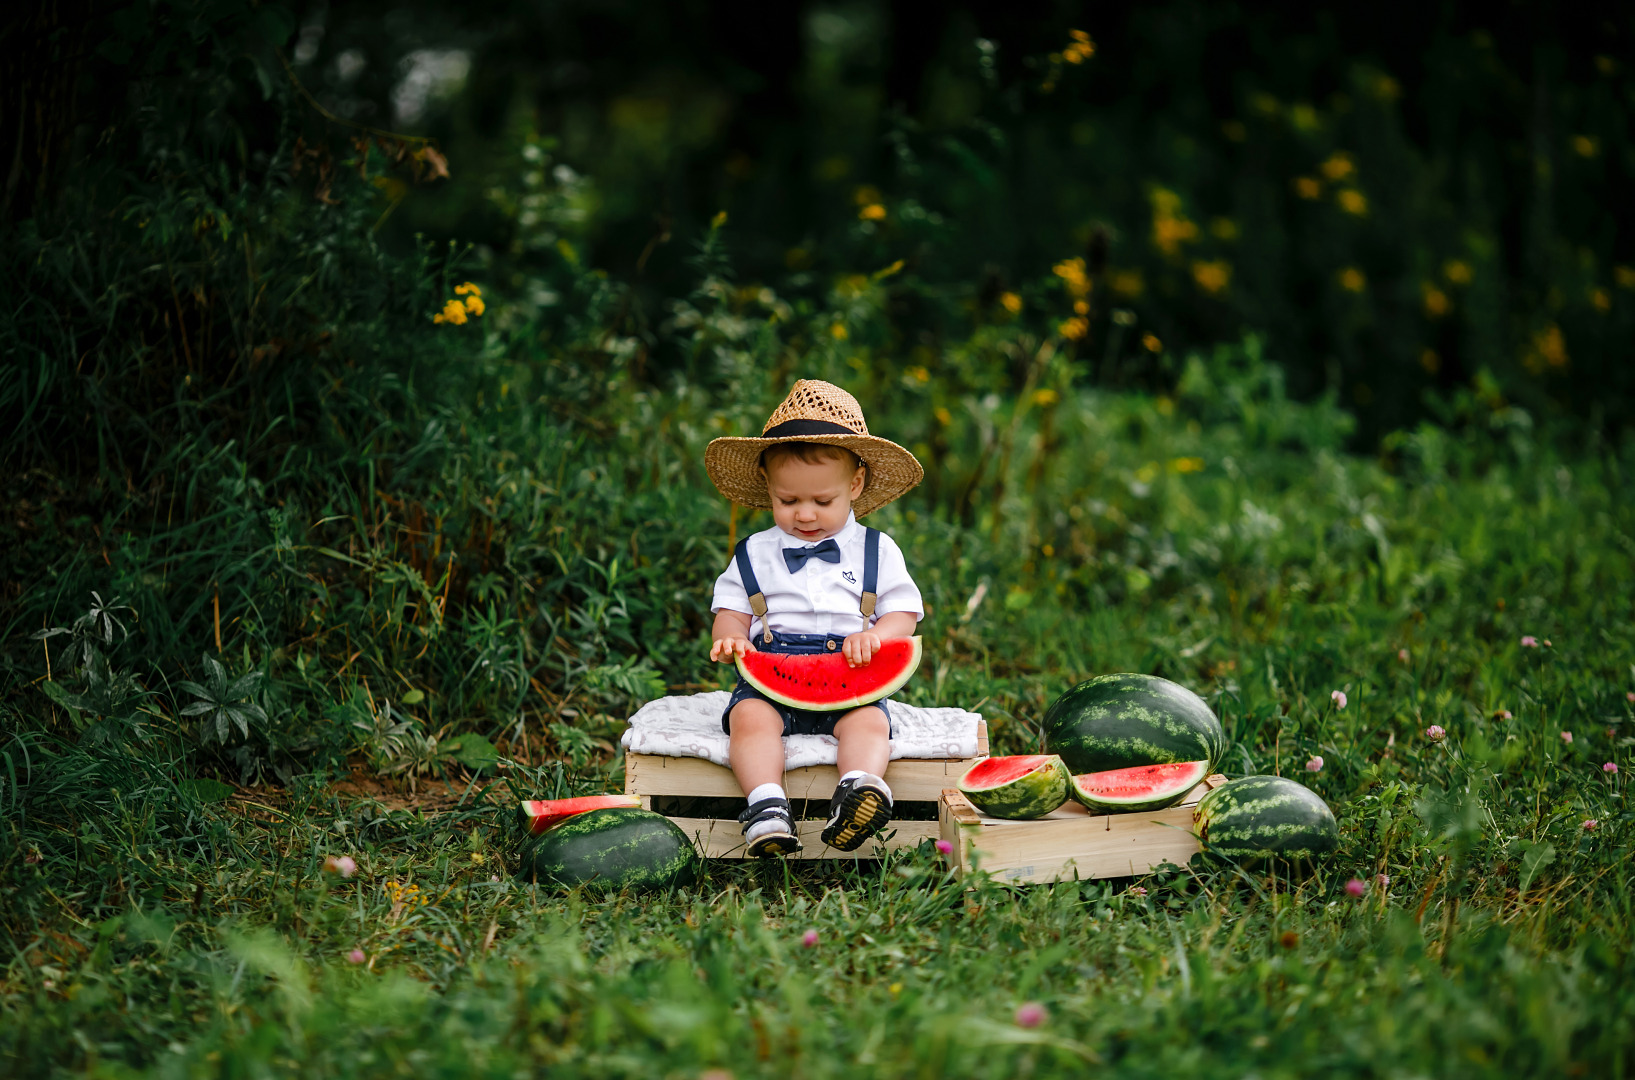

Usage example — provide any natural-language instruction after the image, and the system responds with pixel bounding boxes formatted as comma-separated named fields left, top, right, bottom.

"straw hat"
left=705, top=380, right=924, bottom=518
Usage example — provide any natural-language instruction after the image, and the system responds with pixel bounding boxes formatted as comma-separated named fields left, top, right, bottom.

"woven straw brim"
left=705, top=433, right=924, bottom=518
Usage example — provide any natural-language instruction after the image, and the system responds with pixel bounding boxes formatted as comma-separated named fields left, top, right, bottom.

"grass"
left=3, top=149, right=1633, bottom=1076
left=4, top=342, right=1633, bottom=1075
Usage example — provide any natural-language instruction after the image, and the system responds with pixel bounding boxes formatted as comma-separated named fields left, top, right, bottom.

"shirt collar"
left=777, top=511, right=859, bottom=549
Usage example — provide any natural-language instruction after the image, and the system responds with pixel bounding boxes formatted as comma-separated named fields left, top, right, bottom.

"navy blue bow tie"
left=783, top=538, right=841, bottom=574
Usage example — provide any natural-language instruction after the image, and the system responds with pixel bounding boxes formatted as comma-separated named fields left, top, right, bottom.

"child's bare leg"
left=728, top=698, right=787, bottom=795
left=833, top=705, right=890, bottom=779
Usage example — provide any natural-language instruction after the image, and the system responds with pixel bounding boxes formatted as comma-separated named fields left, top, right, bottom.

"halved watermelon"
left=737, top=636, right=922, bottom=712
left=518, top=795, right=642, bottom=835
left=1070, top=760, right=1210, bottom=813
left=958, top=755, right=1071, bottom=819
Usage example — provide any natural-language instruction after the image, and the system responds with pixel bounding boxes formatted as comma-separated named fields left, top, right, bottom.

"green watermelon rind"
left=958, top=755, right=1071, bottom=819
left=1191, top=776, right=1338, bottom=864
left=737, top=636, right=923, bottom=712
left=1069, top=759, right=1211, bottom=814
left=519, top=808, right=699, bottom=892
left=1043, top=673, right=1226, bottom=775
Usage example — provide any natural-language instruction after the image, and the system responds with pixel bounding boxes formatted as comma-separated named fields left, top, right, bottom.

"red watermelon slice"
left=958, top=755, right=1071, bottom=819
left=1069, top=760, right=1210, bottom=813
left=736, top=636, right=922, bottom=712
left=518, top=795, right=643, bottom=835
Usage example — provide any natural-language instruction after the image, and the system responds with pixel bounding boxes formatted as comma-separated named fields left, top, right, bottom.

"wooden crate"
left=624, top=719, right=988, bottom=860
left=937, top=774, right=1225, bottom=885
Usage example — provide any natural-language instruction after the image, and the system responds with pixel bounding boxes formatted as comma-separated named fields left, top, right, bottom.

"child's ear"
left=849, top=464, right=866, bottom=499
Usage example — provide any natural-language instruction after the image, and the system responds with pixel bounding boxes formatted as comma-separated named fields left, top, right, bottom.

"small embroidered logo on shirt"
left=842, top=570, right=856, bottom=583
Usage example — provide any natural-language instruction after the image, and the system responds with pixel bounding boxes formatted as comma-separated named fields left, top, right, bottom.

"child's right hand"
left=710, top=636, right=754, bottom=663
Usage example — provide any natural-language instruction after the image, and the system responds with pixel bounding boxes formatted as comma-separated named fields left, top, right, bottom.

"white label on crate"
left=1003, top=866, right=1035, bottom=880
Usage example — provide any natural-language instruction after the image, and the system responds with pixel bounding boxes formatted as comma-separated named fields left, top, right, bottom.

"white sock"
left=745, top=783, right=788, bottom=841
left=840, top=770, right=893, bottom=805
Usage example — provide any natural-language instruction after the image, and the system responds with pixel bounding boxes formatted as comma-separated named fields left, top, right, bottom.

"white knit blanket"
left=619, top=691, right=983, bottom=770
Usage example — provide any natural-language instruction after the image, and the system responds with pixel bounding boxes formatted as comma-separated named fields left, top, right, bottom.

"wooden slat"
left=938, top=775, right=1226, bottom=886
left=667, top=816, right=940, bottom=860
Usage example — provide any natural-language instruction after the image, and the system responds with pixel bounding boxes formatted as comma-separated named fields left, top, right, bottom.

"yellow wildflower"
left=1053, top=257, right=1091, bottom=297
left=999, top=291, right=1023, bottom=314
left=1294, top=176, right=1323, bottom=200
left=1615, top=266, right=1635, bottom=289
left=829, top=322, right=849, bottom=341
left=712, top=210, right=728, bottom=228
left=1032, top=388, right=1060, bottom=406
left=907, top=366, right=930, bottom=384
left=1571, top=135, right=1598, bottom=158
left=454, top=282, right=482, bottom=298
left=433, top=298, right=468, bottom=325
left=1142, top=333, right=1162, bottom=353
left=1192, top=260, right=1231, bottom=294
left=1150, top=189, right=1198, bottom=256
left=1535, top=324, right=1568, bottom=368
left=1059, top=316, right=1089, bottom=340
left=1170, top=457, right=1204, bottom=474
left=1062, top=30, right=1095, bottom=64
left=1339, top=267, right=1367, bottom=292
left=1337, top=189, right=1369, bottom=216
left=1592, top=288, right=1611, bottom=312
left=934, top=406, right=953, bottom=426
left=1423, top=285, right=1450, bottom=317
left=1210, top=217, right=1239, bottom=241
left=463, top=294, right=486, bottom=316
left=1443, top=260, right=1473, bottom=285
left=858, top=203, right=887, bottom=221
left=1319, top=153, right=1355, bottom=181
left=1073, top=299, right=1090, bottom=315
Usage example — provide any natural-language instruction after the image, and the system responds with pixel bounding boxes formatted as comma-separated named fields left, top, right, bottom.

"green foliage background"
left=1, top=1, right=1633, bottom=1076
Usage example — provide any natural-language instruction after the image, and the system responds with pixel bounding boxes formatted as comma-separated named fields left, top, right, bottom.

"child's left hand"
left=842, top=631, right=883, bottom=667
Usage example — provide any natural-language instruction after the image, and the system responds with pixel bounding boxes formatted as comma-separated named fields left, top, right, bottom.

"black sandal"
left=820, top=774, right=893, bottom=852
left=738, top=797, right=802, bottom=858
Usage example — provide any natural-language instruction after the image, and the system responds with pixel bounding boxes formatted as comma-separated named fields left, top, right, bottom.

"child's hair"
left=759, top=441, right=865, bottom=476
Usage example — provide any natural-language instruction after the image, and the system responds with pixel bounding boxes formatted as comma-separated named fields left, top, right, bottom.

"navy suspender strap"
left=738, top=529, right=880, bottom=639
left=733, top=539, right=773, bottom=643
left=860, top=527, right=880, bottom=620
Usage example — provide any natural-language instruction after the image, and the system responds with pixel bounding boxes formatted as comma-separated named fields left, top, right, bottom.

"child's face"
left=764, top=453, right=866, bottom=541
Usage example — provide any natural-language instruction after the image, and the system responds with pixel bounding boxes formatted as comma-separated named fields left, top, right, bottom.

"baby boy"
left=704, top=380, right=925, bottom=857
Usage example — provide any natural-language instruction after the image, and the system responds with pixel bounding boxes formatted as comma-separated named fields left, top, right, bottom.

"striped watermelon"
left=958, top=755, right=1071, bottom=819
left=1191, top=776, right=1338, bottom=864
left=1070, top=759, right=1210, bottom=813
left=1043, top=673, right=1225, bottom=775
left=518, top=808, right=699, bottom=891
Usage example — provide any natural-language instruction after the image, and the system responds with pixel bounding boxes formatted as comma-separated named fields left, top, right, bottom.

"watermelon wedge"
left=1070, top=760, right=1210, bottom=813
left=958, top=755, right=1071, bottom=819
left=736, top=636, right=922, bottom=712
left=518, top=795, right=643, bottom=835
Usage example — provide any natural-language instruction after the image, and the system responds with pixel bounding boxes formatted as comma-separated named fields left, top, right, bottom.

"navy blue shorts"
left=721, top=631, right=895, bottom=737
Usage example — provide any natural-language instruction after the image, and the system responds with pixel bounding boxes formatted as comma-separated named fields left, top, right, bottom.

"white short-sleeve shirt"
left=712, top=513, right=923, bottom=639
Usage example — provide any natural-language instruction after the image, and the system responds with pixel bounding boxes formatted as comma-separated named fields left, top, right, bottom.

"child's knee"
left=728, top=698, right=784, bottom=736
left=836, top=705, right=889, bottom=739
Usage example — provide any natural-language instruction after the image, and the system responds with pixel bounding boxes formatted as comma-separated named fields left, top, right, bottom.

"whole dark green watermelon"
left=1042, top=673, right=1225, bottom=775
left=518, top=808, right=699, bottom=892
left=1191, top=775, right=1338, bottom=864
